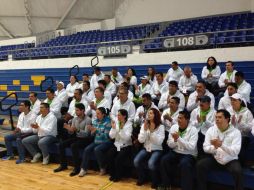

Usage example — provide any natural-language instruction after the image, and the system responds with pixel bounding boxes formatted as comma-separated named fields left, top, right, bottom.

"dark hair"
left=226, top=61, right=234, bottom=66
left=217, top=109, right=231, bottom=123
left=82, top=73, right=89, bottom=77
left=75, top=88, right=83, bottom=95
left=155, top=72, right=163, bottom=77
left=46, top=88, right=55, bottom=94
left=83, top=80, right=90, bottom=88
left=104, top=74, right=111, bottom=80
left=172, top=61, right=178, bottom=65
left=118, top=109, right=128, bottom=121
left=206, top=56, right=218, bottom=70
left=41, top=102, right=50, bottom=109
left=170, top=96, right=180, bottom=105
left=112, top=67, right=118, bottom=71
left=75, top=103, right=85, bottom=110
left=120, top=82, right=129, bottom=90
left=179, top=110, right=190, bottom=120
left=235, top=71, right=244, bottom=79
left=150, top=108, right=161, bottom=128
left=22, top=100, right=31, bottom=108
left=169, top=80, right=178, bottom=87
left=127, top=67, right=136, bottom=76
left=142, top=93, right=152, bottom=100
left=30, top=92, right=37, bottom=97
left=227, top=82, right=238, bottom=90
left=147, top=67, right=155, bottom=81
left=98, top=80, right=107, bottom=88
left=95, top=87, right=104, bottom=94
left=197, top=80, right=206, bottom=88
left=71, top=75, right=78, bottom=82
left=97, top=107, right=109, bottom=116
left=94, top=67, right=101, bottom=72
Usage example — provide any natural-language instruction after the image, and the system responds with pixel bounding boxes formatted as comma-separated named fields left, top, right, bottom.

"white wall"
left=0, top=46, right=253, bottom=70
left=115, top=0, right=251, bottom=27
left=0, top=36, right=36, bottom=46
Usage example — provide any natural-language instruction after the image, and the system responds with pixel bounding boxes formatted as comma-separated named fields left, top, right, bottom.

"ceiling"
left=0, top=0, right=119, bottom=40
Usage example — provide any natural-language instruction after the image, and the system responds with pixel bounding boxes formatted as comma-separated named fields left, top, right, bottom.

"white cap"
left=230, top=93, right=246, bottom=105
left=140, top=75, right=149, bottom=80
left=56, top=81, right=65, bottom=87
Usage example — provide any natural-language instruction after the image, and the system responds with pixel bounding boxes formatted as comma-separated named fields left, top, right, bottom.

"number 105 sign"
left=163, top=34, right=210, bottom=48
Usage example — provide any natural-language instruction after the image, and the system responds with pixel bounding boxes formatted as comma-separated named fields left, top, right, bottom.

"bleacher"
left=144, top=12, right=254, bottom=51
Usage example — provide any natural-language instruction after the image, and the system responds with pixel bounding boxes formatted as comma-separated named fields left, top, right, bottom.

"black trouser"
left=197, top=132, right=206, bottom=159
left=58, top=136, right=94, bottom=170
left=196, top=156, right=243, bottom=190
left=160, top=151, right=195, bottom=190
left=239, top=136, right=250, bottom=166
left=106, top=145, right=132, bottom=180
left=57, top=118, right=70, bottom=141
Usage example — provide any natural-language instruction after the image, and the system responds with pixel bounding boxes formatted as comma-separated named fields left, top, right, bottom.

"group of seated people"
left=1, top=56, right=253, bottom=190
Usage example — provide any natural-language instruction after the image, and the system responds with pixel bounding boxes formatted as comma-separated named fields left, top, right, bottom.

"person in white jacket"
left=29, top=92, right=41, bottom=115
left=134, top=108, right=165, bottom=189
left=2, top=100, right=37, bottom=164
left=55, top=81, right=68, bottom=108
left=81, top=81, right=95, bottom=104
left=158, top=80, right=185, bottom=110
left=201, top=56, right=221, bottom=95
left=187, top=81, right=215, bottom=112
left=190, top=95, right=216, bottom=157
left=133, top=75, right=151, bottom=105
left=161, top=96, right=181, bottom=132
left=165, top=61, right=184, bottom=82
left=107, top=109, right=133, bottom=182
left=90, top=67, right=105, bottom=90
left=159, top=110, right=198, bottom=190
left=22, top=103, right=58, bottom=165
left=104, top=74, right=117, bottom=98
left=66, top=75, right=80, bottom=98
left=111, top=67, right=123, bottom=87
left=218, top=82, right=238, bottom=115
left=230, top=93, right=253, bottom=164
left=44, top=88, right=62, bottom=119
left=196, top=109, right=243, bottom=190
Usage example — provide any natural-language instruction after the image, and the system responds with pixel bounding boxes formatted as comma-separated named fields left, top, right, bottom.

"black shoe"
left=109, top=176, right=115, bottom=181
left=69, top=169, right=80, bottom=177
left=113, top=177, right=120, bottom=182
left=136, top=180, right=144, bottom=186
left=54, top=165, right=67, bottom=173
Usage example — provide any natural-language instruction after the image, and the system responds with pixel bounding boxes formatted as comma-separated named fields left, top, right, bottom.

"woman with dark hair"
left=126, top=67, right=137, bottom=86
left=66, top=75, right=80, bottom=103
left=107, top=109, right=133, bottom=182
left=78, top=107, right=113, bottom=177
left=201, top=56, right=221, bottom=94
left=147, top=67, right=156, bottom=85
left=230, top=93, right=253, bottom=165
left=134, top=108, right=165, bottom=189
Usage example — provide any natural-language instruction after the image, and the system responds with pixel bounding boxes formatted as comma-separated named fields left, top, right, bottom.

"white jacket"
left=68, top=98, right=90, bottom=117
left=17, top=111, right=37, bottom=134
left=218, top=95, right=234, bottom=115
left=82, top=88, right=95, bottom=104
left=111, top=72, right=123, bottom=86
left=167, top=124, right=198, bottom=156
left=30, top=99, right=41, bottom=115
left=55, top=88, right=68, bottom=107
left=178, top=74, right=198, bottom=93
left=106, top=82, right=117, bottom=97
left=134, top=103, right=158, bottom=125
left=190, top=107, right=216, bottom=135
left=150, top=80, right=169, bottom=99
left=111, top=98, right=136, bottom=122
left=33, top=112, right=57, bottom=137
left=66, top=82, right=80, bottom=97
left=138, top=124, right=165, bottom=151
left=231, top=107, right=253, bottom=136
left=161, top=107, right=181, bottom=132
left=109, top=120, right=133, bottom=150
left=91, top=97, right=111, bottom=120
left=135, top=83, right=151, bottom=97
left=90, top=72, right=105, bottom=90
left=201, top=66, right=221, bottom=84
left=165, top=67, right=184, bottom=82
left=44, top=97, right=62, bottom=119
left=187, top=90, right=215, bottom=112
left=204, top=125, right=241, bottom=165
left=158, top=90, right=185, bottom=110
left=218, top=70, right=237, bottom=88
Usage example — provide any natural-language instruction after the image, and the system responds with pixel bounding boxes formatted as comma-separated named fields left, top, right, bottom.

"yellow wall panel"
left=21, top=85, right=29, bottom=91
left=0, top=85, right=7, bottom=91
left=13, top=80, right=20, bottom=85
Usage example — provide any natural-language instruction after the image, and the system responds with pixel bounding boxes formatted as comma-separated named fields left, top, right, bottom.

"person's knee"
left=133, top=156, right=141, bottom=168
left=148, top=159, right=157, bottom=171
left=180, top=158, right=193, bottom=169
left=38, top=139, right=47, bottom=149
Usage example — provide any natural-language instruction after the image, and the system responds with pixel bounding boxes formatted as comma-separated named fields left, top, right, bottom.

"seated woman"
left=230, top=93, right=253, bottom=165
left=78, top=107, right=113, bottom=177
left=134, top=108, right=165, bottom=189
left=107, top=109, right=133, bottom=182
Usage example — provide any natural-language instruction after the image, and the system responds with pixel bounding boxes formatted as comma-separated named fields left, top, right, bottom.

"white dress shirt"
left=158, top=90, right=185, bottom=110
left=17, top=111, right=37, bottom=134
left=165, top=67, right=184, bottom=82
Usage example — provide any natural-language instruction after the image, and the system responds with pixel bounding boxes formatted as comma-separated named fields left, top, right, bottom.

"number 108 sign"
left=163, top=34, right=209, bottom=48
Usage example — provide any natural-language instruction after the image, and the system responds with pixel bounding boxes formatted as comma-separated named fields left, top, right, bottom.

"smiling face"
left=147, top=109, right=155, bottom=121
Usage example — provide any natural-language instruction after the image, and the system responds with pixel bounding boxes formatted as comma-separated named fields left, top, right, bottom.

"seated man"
left=196, top=109, right=243, bottom=190
left=22, top=103, right=58, bottom=165
left=54, top=103, right=94, bottom=176
left=2, top=100, right=37, bottom=164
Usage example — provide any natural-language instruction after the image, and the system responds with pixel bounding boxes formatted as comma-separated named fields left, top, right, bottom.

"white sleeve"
left=167, top=125, right=177, bottom=148
left=150, top=125, right=165, bottom=146
left=186, top=93, right=198, bottom=111
left=201, top=67, right=208, bottom=79
left=109, top=128, right=117, bottom=139
left=119, top=122, right=133, bottom=141
left=213, top=66, right=221, bottom=79
left=203, top=128, right=216, bottom=154
left=218, top=73, right=226, bottom=88
left=177, top=128, right=198, bottom=151
left=158, top=93, right=167, bottom=110
left=128, top=103, right=136, bottom=122
left=220, top=130, right=241, bottom=157
left=138, top=124, right=148, bottom=143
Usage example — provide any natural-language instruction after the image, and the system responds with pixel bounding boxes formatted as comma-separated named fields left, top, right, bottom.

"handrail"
left=69, top=65, right=79, bottom=77
left=91, top=56, right=99, bottom=67
left=40, top=76, right=54, bottom=92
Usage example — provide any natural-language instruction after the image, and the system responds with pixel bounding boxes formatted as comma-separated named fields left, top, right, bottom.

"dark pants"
left=205, top=81, right=219, bottom=95
left=107, top=145, right=132, bottom=180
left=58, top=136, right=94, bottom=170
left=239, top=136, right=250, bottom=166
left=57, top=118, right=70, bottom=140
left=197, top=132, right=206, bottom=159
left=196, top=156, right=243, bottom=190
left=160, top=151, right=195, bottom=190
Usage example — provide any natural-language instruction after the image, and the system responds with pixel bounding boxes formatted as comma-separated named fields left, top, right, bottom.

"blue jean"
left=4, top=133, right=26, bottom=160
left=134, top=148, right=162, bottom=185
left=81, top=141, right=113, bottom=170
left=22, top=135, right=58, bottom=158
